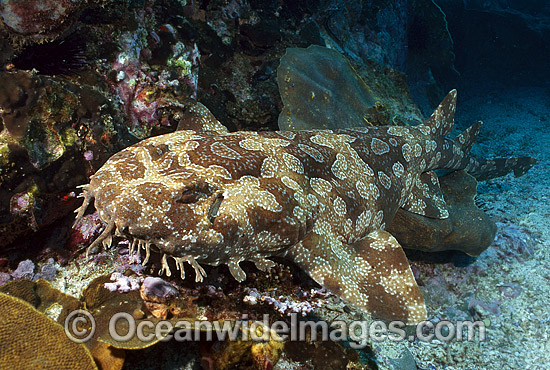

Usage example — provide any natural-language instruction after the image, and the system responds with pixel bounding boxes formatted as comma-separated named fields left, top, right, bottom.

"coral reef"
left=82, top=272, right=287, bottom=368
left=0, top=1, right=543, bottom=369
left=0, top=70, right=125, bottom=248
left=105, top=9, right=201, bottom=139
left=3, top=263, right=324, bottom=368
left=0, top=8, right=204, bottom=250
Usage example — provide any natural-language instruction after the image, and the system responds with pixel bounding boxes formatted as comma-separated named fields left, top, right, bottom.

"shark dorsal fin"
left=420, top=89, right=457, bottom=137
left=176, top=102, right=229, bottom=135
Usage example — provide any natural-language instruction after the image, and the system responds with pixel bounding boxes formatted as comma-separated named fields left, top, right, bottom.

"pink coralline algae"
left=104, top=272, right=143, bottom=293
left=83, top=150, right=94, bottom=161
left=0, top=258, right=57, bottom=285
left=11, top=259, right=35, bottom=280
left=37, top=261, right=57, bottom=281
left=243, top=288, right=327, bottom=317
left=0, top=273, right=11, bottom=286
left=9, top=190, right=38, bottom=230
left=70, top=212, right=103, bottom=250
left=107, top=11, right=201, bottom=138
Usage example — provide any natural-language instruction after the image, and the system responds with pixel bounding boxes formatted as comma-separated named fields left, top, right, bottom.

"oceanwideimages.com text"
left=65, top=310, right=486, bottom=348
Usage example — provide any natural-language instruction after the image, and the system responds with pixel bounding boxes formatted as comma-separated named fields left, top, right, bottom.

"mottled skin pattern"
left=74, top=91, right=521, bottom=323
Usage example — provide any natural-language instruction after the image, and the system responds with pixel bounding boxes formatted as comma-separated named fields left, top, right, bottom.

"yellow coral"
left=0, top=292, right=98, bottom=370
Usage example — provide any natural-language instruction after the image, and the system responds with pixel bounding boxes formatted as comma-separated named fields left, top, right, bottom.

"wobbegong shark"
left=74, top=90, right=535, bottom=324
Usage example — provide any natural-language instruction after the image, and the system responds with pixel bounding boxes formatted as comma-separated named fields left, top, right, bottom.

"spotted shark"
left=74, top=90, right=534, bottom=324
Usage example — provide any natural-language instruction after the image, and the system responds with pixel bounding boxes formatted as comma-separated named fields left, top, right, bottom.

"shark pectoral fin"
left=353, top=230, right=427, bottom=324
left=402, top=171, right=449, bottom=219
left=289, top=230, right=427, bottom=324
left=228, top=257, right=247, bottom=282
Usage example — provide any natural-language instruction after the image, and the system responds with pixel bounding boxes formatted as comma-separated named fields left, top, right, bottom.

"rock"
left=277, top=45, right=423, bottom=131
left=0, top=0, right=95, bottom=45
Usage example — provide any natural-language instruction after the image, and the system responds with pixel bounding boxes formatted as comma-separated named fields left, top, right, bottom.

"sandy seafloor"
left=48, top=81, right=549, bottom=370
left=387, top=82, right=550, bottom=370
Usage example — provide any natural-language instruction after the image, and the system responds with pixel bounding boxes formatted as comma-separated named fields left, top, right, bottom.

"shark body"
left=75, top=90, right=534, bottom=323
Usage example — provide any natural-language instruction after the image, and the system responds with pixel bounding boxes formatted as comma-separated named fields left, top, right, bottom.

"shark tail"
left=439, top=121, right=536, bottom=181
left=423, top=90, right=536, bottom=180
left=464, top=156, right=537, bottom=181
left=451, top=119, right=536, bottom=181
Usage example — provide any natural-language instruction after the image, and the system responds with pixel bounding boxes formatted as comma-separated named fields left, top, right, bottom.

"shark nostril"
left=208, top=193, right=224, bottom=223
